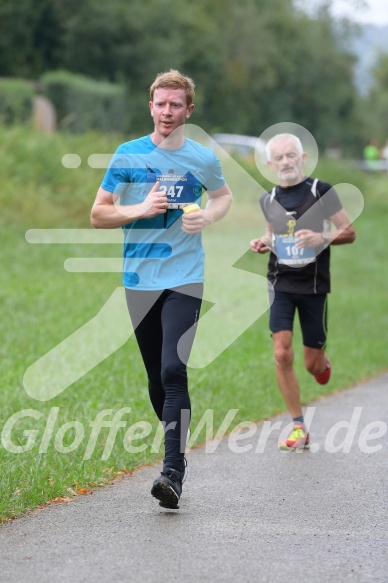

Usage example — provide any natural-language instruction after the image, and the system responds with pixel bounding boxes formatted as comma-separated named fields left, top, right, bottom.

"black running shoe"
left=151, top=468, right=183, bottom=509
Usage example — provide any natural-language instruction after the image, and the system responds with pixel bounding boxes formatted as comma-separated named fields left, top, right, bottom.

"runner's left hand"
left=295, top=229, right=323, bottom=248
left=181, top=209, right=212, bottom=233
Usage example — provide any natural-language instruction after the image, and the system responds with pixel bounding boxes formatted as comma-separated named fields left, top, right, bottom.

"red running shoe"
left=315, top=357, right=331, bottom=385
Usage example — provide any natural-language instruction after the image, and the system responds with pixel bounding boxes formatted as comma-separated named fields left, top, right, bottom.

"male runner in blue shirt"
left=91, top=70, right=232, bottom=508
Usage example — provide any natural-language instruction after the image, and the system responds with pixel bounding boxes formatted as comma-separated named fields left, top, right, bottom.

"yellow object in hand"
left=182, top=203, right=200, bottom=214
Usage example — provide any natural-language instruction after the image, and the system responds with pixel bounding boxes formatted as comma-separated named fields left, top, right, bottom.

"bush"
left=0, top=79, right=35, bottom=125
left=40, top=70, right=129, bottom=134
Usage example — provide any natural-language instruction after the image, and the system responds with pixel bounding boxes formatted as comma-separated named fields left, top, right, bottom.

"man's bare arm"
left=90, top=181, right=168, bottom=229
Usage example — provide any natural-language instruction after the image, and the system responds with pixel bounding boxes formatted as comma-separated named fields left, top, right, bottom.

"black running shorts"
left=269, top=290, right=328, bottom=349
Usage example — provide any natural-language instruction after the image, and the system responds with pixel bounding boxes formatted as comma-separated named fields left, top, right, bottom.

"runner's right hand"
left=250, top=237, right=271, bottom=253
left=141, top=181, right=168, bottom=218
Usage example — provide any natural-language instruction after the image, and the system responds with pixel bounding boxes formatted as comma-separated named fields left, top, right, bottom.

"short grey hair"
left=265, top=133, right=304, bottom=161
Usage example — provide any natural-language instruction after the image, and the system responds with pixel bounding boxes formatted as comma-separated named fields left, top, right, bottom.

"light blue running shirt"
left=101, top=135, right=225, bottom=290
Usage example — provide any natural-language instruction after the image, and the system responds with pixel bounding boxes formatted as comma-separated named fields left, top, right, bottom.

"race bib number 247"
left=147, top=172, right=197, bottom=209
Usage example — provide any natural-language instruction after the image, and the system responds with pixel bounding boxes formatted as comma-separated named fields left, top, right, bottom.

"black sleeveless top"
left=259, top=177, right=342, bottom=294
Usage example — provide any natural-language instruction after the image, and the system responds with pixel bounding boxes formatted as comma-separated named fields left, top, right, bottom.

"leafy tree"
left=0, top=0, right=62, bottom=77
left=0, top=0, right=365, bottom=150
left=363, top=53, right=388, bottom=145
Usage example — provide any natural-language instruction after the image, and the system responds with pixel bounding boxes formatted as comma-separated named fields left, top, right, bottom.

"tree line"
left=0, top=0, right=387, bottom=153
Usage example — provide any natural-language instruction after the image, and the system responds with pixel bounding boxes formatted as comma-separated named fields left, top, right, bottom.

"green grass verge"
left=0, top=126, right=387, bottom=522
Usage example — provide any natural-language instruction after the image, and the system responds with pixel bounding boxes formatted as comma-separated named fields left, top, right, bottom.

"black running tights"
left=125, top=284, right=203, bottom=473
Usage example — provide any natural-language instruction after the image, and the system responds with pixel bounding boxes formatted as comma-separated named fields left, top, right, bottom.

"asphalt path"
left=1, top=373, right=387, bottom=583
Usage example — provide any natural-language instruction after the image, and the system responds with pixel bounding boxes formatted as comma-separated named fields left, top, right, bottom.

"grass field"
left=0, top=126, right=387, bottom=522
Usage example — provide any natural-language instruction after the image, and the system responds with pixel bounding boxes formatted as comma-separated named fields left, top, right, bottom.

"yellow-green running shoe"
left=278, top=423, right=310, bottom=451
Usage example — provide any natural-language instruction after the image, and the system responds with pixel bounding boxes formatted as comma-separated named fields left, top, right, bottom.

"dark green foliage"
left=0, top=0, right=382, bottom=151
left=40, top=71, right=129, bottom=133
left=0, top=0, right=62, bottom=78
left=361, top=53, right=388, bottom=144
left=0, top=79, right=35, bottom=124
